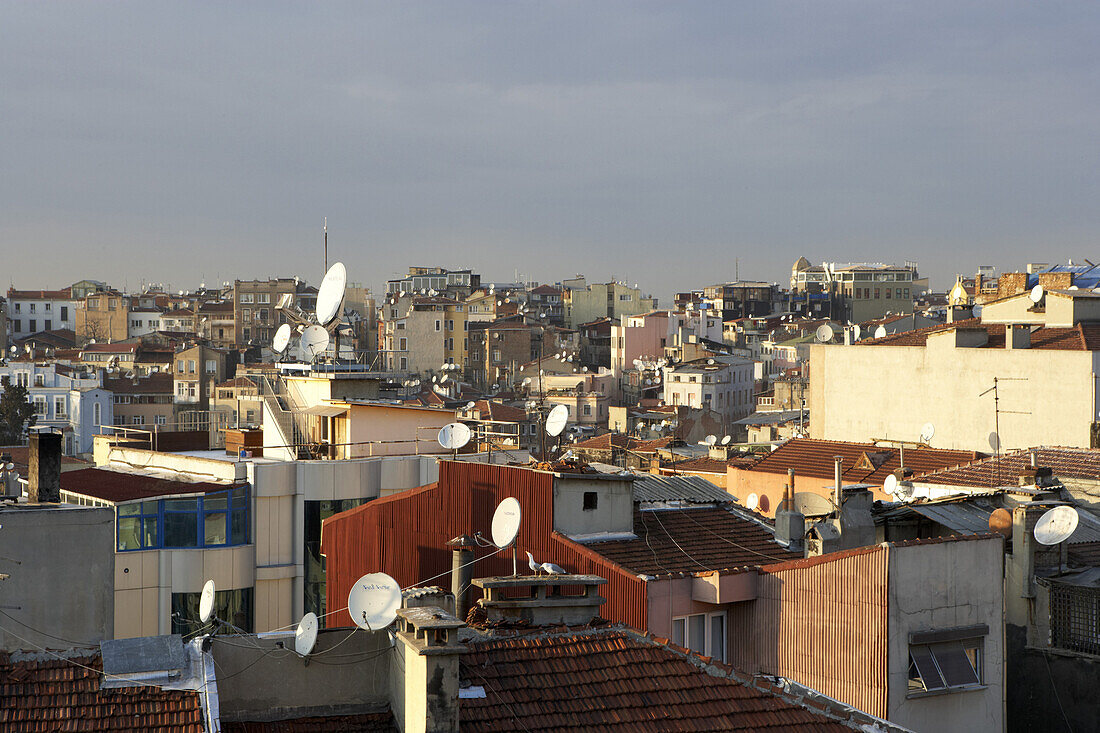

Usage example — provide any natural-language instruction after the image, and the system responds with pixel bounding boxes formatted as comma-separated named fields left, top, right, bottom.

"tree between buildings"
left=0, top=376, right=36, bottom=444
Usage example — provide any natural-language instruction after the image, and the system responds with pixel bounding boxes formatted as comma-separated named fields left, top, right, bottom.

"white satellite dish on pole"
left=988, top=431, right=1001, bottom=452
left=746, top=493, right=759, bottom=511
left=272, top=323, right=292, bottom=354
left=1034, top=506, right=1080, bottom=545
left=1029, top=284, right=1045, bottom=304
left=199, top=580, right=216, bottom=623
left=874, top=325, right=888, bottom=339
left=300, top=325, right=330, bottom=360
left=852, top=324, right=861, bottom=341
left=893, top=482, right=915, bottom=502
left=315, top=262, right=348, bottom=326
left=920, top=422, right=936, bottom=444
left=437, top=422, right=472, bottom=451
left=815, top=324, right=834, bottom=343
left=347, top=572, right=402, bottom=631
left=294, top=612, right=319, bottom=656
left=705, top=434, right=717, bottom=446
left=972, top=304, right=983, bottom=318
left=883, top=474, right=898, bottom=496
left=721, top=435, right=731, bottom=445
left=545, top=404, right=569, bottom=437
left=491, top=497, right=522, bottom=548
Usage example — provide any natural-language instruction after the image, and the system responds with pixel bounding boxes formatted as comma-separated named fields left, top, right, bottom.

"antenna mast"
left=323, top=217, right=328, bottom=273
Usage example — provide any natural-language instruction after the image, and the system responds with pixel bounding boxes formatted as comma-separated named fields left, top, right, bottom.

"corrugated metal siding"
left=727, top=546, right=888, bottom=719
left=321, top=461, right=647, bottom=630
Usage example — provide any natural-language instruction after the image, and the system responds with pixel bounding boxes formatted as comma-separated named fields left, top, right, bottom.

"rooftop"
left=59, top=467, right=245, bottom=503
left=460, top=626, right=864, bottom=732
left=916, top=446, right=1100, bottom=488
left=859, top=318, right=1100, bottom=351
left=582, top=506, right=797, bottom=577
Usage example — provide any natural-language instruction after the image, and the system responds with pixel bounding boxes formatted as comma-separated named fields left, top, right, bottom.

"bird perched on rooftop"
left=526, top=551, right=566, bottom=576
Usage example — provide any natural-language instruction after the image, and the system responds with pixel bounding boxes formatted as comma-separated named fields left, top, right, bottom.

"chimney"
left=445, top=535, right=476, bottom=620
left=775, top=468, right=805, bottom=554
left=28, top=431, right=62, bottom=503
left=1006, top=323, right=1031, bottom=350
left=390, top=605, right=465, bottom=733
left=471, top=574, right=607, bottom=627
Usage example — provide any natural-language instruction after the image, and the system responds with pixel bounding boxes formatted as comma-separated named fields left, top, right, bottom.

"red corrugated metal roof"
left=60, top=467, right=244, bottom=503
left=460, top=626, right=860, bottom=732
left=0, top=652, right=204, bottom=731
left=584, top=507, right=798, bottom=577
left=745, top=438, right=981, bottom=485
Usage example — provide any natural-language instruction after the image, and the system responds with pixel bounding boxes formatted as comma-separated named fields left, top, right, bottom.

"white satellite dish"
left=300, top=325, right=330, bottom=359
left=316, top=262, right=347, bottom=326
left=815, top=324, right=834, bottom=343
left=347, top=572, right=402, bottom=631
left=972, top=304, right=983, bottom=318
left=491, top=497, right=522, bottom=548
left=852, top=325, right=861, bottom=341
left=1029, top=284, right=1044, bottom=304
left=294, top=612, right=319, bottom=656
left=1034, top=506, right=1080, bottom=545
left=272, top=323, right=292, bottom=354
left=988, top=431, right=1001, bottom=452
left=920, top=422, right=936, bottom=443
left=545, top=404, right=569, bottom=437
left=199, top=580, right=216, bottom=623
left=883, top=474, right=898, bottom=496
left=466, top=401, right=476, bottom=409
left=746, top=493, right=759, bottom=510
left=705, top=434, right=717, bottom=446
left=437, top=422, right=472, bottom=451
left=894, top=482, right=915, bottom=502
left=874, top=325, right=888, bottom=339
left=721, top=435, right=731, bottom=445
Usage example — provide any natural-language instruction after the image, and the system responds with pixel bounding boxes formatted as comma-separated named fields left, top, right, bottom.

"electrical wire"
left=676, top=507, right=794, bottom=562
left=464, top=665, right=534, bottom=733
left=650, top=510, right=712, bottom=572
left=0, top=608, right=100, bottom=647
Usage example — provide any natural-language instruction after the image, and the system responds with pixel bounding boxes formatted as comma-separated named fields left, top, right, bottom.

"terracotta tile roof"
left=572, top=434, right=674, bottom=453
left=471, top=400, right=528, bottom=423
left=60, top=467, right=245, bottom=503
left=859, top=318, right=1100, bottom=351
left=916, top=446, right=1100, bottom=488
left=583, top=506, right=797, bottom=576
left=223, top=713, right=397, bottom=732
left=0, top=651, right=204, bottom=731
left=529, top=284, right=562, bottom=295
left=744, top=438, right=981, bottom=486
left=671, top=456, right=730, bottom=474
left=460, top=627, right=859, bottom=732
left=6, top=288, right=73, bottom=300
left=216, top=376, right=258, bottom=389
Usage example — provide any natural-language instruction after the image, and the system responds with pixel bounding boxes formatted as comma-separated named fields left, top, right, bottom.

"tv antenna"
left=919, top=422, right=936, bottom=445
left=347, top=572, right=402, bottom=631
left=978, top=376, right=1030, bottom=484
left=272, top=261, right=348, bottom=364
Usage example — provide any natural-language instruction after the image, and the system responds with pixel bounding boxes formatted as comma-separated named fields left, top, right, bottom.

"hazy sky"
left=3, top=2, right=1098, bottom=299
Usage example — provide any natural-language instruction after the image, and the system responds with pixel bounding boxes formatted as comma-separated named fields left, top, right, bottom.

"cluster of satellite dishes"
left=271, top=262, right=348, bottom=362
left=815, top=323, right=887, bottom=344
left=745, top=492, right=770, bottom=513
left=436, top=403, right=570, bottom=455
left=700, top=434, right=732, bottom=447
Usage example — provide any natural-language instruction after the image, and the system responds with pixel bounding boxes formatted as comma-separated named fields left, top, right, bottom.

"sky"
left=2, top=2, right=1099, bottom=301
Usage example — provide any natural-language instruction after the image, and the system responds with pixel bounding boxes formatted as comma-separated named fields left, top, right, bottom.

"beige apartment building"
left=791, top=259, right=925, bottom=323
left=233, top=278, right=300, bottom=346
left=810, top=290, right=1100, bottom=452
left=563, top=277, right=659, bottom=328
left=197, top=300, right=236, bottom=348
left=104, top=373, right=175, bottom=428
left=76, top=290, right=131, bottom=344
left=381, top=296, right=467, bottom=375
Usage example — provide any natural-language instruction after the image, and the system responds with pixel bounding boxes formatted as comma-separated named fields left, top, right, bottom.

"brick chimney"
left=28, top=431, right=62, bottom=503
left=471, top=574, right=607, bottom=626
left=390, top=605, right=465, bottom=733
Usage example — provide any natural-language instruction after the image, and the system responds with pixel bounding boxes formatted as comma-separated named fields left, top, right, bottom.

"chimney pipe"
left=1030, top=449, right=1038, bottom=469
left=29, top=431, right=62, bottom=503
left=833, top=456, right=843, bottom=513
left=899, top=445, right=905, bottom=471
left=786, top=468, right=795, bottom=507
left=446, top=535, right=475, bottom=620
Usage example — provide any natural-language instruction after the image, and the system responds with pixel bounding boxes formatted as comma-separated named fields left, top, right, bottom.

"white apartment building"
left=5, top=287, right=80, bottom=337
left=127, top=308, right=163, bottom=338
left=662, top=356, right=755, bottom=423
left=0, top=360, right=113, bottom=455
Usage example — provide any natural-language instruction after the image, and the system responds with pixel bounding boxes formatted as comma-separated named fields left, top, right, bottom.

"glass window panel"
left=164, top=498, right=199, bottom=512
left=231, top=509, right=247, bottom=543
left=909, top=645, right=945, bottom=690
left=142, top=501, right=159, bottom=514
left=710, top=614, right=726, bottom=662
left=164, top=512, right=199, bottom=547
left=672, top=618, right=685, bottom=648
left=204, top=512, right=228, bottom=545
left=204, top=493, right=228, bottom=511
left=118, top=503, right=139, bottom=516
left=931, top=641, right=980, bottom=687
left=117, top=517, right=141, bottom=550
left=688, top=614, right=706, bottom=654
left=232, top=487, right=247, bottom=504
left=143, top=517, right=158, bottom=547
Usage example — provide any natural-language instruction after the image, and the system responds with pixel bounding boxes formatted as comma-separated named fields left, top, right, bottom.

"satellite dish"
left=920, top=422, right=936, bottom=443
left=705, top=434, right=717, bottom=446
left=300, top=325, right=330, bottom=360
left=316, top=262, right=347, bottom=326
left=466, top=401, right=476, bottom=410
left=545, top=404, right=569, bottom=437
left=989, top=508, right=1012, bottom=538
left=437, top=422, right=472, bottom=451
left=758, top=494, right=770, bottom=513
left=347, top=572, right=401, bottom=631
left=988, top=431, right=1001, bottom=452
left=972, top=304, right=983, bottom=318
left=199, top=580, right=216, bottom=623
left=721, top=435, right=731, bottom=445
left=1034, top=506, right=1080, bottom=545
left=883, top=474, right=898, bottom=496
left=874, top=325, right=888, bottom=339
left=815, top=324, right=834, bottom=343
left=894, top=482, right=915, bottom=502
left=272, top=323, right=292, bottom=354
left=295, top=612, right=319, bottom=656
left=746, top=493, right=759, bottom=510
left=852, top=325, right=861, bottom=341
left=791, top=492, right=836, bottom=516
left=491, top=497, right=522, bottom=548
left=1029, top=284, right=1045, bottom=304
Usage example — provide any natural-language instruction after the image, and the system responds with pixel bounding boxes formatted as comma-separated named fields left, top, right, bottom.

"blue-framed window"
left=116, top=487, right=249, bottom=551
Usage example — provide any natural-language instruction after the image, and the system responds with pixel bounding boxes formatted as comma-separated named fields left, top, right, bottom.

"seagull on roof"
left=526, top=551, right=565, bottom=577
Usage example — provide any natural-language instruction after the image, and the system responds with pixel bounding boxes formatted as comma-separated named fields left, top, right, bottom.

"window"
left=886, top=289, right=892, bottom=299
left=258, top=308, right=269, bottom=321
left=435, top=320, right=441, bottom=331
left=132, top=415, right=145, bottom=426
left=54, top=398, right=66, bottom=419
left=243, top=308, right=251, bottom=320
left=60, top=306, right=68, bottom=320
left=239, top=293, right=254, bottom=303
left=205, top=359, right=217, bottom=374
left=13, top=303, right=19, bottom=312
left=583, top=491, right=598, bottom=511
left=258, top=293, right=270, bottom=304
left=33, top=396, right=47, bottom=416
left=29, top=303, right=36, bottom=313
left=399, top=357, right=408, bottom=370
left=907, top=625, right=986, bottom=695
left=114, top=414, right=126, bottom=426
left=583, top=404, right=592, bottom=416
left=28, top=319, right=36, bottom=332
left=154, top=415, right=167, bottom=426
left=188, top=360, right=196, bottom=374
left=94, top=402, right=101, bottom=426
left=172, top=587, right=253, bottom=637
left=446, top=319, right=453, bottom=331
left=672, top=612, right=726, bottom=662
left=399, top=337, right=407, bottom=351
left=44, top=319, right=52, bottom=331
left=34, top=374, right=44, bottom=387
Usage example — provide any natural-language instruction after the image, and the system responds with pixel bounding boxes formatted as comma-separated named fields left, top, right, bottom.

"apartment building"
left=196, top=300, right=236, bottom=348
left=610, top=309, right=724, bottom=378
left=466, top=319, right=575, bottom=389
left=232, top=277, right=300, bottom=346
left=103, top=372, right=175, bottom=429
left=385, top=266, right=480, bottom=298
left=380, top=296, right=467, bottom=375
left=563, top=277, right=659, bottom=328
left=702, top=281, right=777, bottom=320
left=0, top=360, right=111, bottom=455
left=663, top=356, right=755, bottom=424
left=173, top=344, right=231, bottom=411
left=75, top=290, right=131, bottom=344
left=6, top=287, right=79, bottom=337
left=790, top=259, right=925, bottom=323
